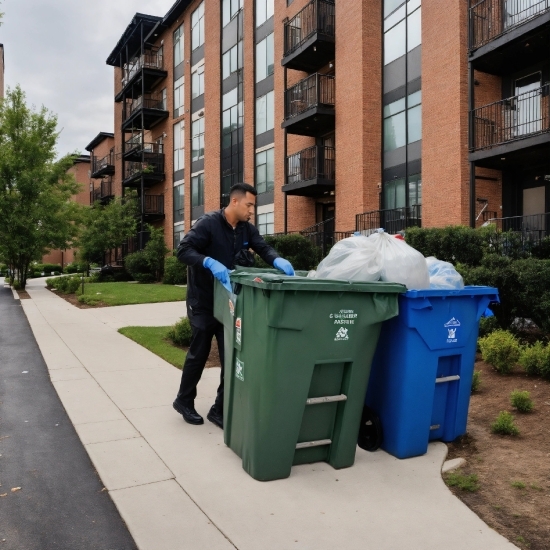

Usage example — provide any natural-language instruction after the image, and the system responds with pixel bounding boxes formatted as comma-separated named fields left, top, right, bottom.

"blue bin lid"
left=403, top=286, right=499, bottom=300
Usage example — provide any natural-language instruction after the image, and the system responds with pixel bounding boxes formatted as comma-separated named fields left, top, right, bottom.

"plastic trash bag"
left=313, top=236, right=382, bottom=282
left=426, top=256, right=464, bottom=290
left=368, top=230, right=430, bottom=289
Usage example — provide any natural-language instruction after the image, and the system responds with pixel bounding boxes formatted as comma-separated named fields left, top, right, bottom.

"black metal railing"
left=487, top=212, right=549, bottom=236
left=90, top=186, right=102, bottom=203
left=121, top=48, right=164, bottom=87
left=469, top=0, right=550, bottom=50
left=91, top=150, right=115, bottom=175
left=121, top=236, right=140, bottom=259
left=284, top=73, right=335, bottom=119
left=100, top=177, right=113, bottom=198
left=123, top=93, right=166, bottom=121
left=284, top=0, right=335, bottom=57
left=471, top=84, right=550, bottom=150
left=124, top=153, right=165, bottom=181
left=143, top=194, right=164, bottom=216
left=286, top=146, right=335, bottom=186
left=125, top=136, right=164, bottom=155
left=356, top=206, right=422, bottom=234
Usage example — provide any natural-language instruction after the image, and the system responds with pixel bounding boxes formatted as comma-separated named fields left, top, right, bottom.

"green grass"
left=444, top=471, right=480, bottom=492
left=118, top=326, right=185, bottom=368
left=511, top=481, right=526, bottom=489
left=79, top=282, right=186, bottom=306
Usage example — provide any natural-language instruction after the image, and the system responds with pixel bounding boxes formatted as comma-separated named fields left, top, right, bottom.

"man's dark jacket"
left=177, top=210, right=279, bottom=314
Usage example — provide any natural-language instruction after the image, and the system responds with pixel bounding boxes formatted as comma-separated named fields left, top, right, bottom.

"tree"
left=77, top=195, right=139, bottom=266
left=143, top=225, right=169, bottom=281
left=0, top=86, right=82, bottom=289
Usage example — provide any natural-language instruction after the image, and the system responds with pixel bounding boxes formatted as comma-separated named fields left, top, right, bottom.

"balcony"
left=122, top=153, right=165, bottom=187
left=90, top=177, right=114, bottom=205
left=122, top=93, right=169, bottom=131
left=282, top=0, right=335, bottom=72
left=470, top=84, right=550, bottom=166
left=115, top=48, right=167, bottom=102
left=142, top=194, right=165, bottom=222
left=469, top=0, right=550, bottom=73
left=91, top=150, right=115, bottom=178
left=284, top=145, right=335, bottom=196
left=356, top=206, right=422, bottom=235
left=124, top=138, right=163, bottom=161
left=483, top=213, right=549, bottom=251
left=282, top=73, right=335, bottom=136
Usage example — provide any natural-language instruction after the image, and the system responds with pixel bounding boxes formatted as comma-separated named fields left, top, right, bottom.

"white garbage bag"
left=313, top=236, right=382, bottom=282
left=426, top=256, right=464, bottom=289
left=368, top=230, right=430, bottom=289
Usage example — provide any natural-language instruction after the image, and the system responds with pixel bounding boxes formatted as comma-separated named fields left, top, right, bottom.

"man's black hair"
left=229, top=182, right=257, bottom=198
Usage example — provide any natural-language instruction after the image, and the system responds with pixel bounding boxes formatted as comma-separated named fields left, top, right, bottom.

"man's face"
left=233, top=192, right=256, bottom=222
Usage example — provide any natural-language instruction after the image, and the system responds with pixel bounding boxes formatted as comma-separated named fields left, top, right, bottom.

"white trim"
left=191, top=169, right=205, bottom=178
left=256, top=203, right=274, bottom=216
left=191, top=109, right=205, bottom=122
left=255, top=143, right=274, bottom=154
left=190, top=58, right=205, bottom=73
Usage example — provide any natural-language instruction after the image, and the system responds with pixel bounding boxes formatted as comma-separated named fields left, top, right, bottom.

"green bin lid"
left=229, top=270, right=406, bottom=294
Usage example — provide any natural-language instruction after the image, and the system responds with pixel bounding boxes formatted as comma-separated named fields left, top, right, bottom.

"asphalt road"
left=0, top=286, right=137, bottom=550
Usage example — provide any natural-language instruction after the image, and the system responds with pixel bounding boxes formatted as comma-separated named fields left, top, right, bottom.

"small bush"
left=444, top=471, right=480, bottom=492
left=12, top=281, right=22, bottom=290
left=65, top=277, right=82, bottom=294
left=36, top=263, right=63, bottom=274
left=124, top=250, right=153, bottom=281
left=77, top=295, right=101, bottom=306
left=478, top=330, right=520, bottom=374
left=471, top=370, right=482, bottom=393
left=510, top=390, right=533, bottom=413
left=64, top=263, right=81, bottom=274
left=511, top=481, right=526, bottom=489
left=163, top=255, right=187, bottom=285
left=491, top=411, right=520, bottom=436
left=166, top=317, right=192, bottom=347
left=518, top=341, right=547, bottom=377
left=478, top=315, right=500, bottom=338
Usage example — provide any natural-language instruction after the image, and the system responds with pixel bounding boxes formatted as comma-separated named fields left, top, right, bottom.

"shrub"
left=531, top=236, right=550, bottom=260
left=478, top=315, right=500, bottom=338
left=163, top=255, right=187, bottom=285
left=64, top=263, right=81, bottom=274
left=478, top=330, right=520, bottom=374
left=77, top=295, right=101, bottom=306
left=471, top=370, right=481, bottom=393
left=519, top=341, right=547, bottom=377
left=256, top=234, right=322, bottom=271
left=124, top=250, right=153, bottom=281
left=167, top=317, right=192, bottom=347
left=510, top=390, right=533, bottom=413
left=511, top=481, right=526, bottom=489
left=539, top=347, right=550, bottom=381
left=65, top=277, right=82, bottom=294
left=36, top=263, right=63, bottom=274
left=143, top=225, right=169, bottom=281
left=444, top=471, right=480, bottom=492
left=491, top=411, right=520, bottom=435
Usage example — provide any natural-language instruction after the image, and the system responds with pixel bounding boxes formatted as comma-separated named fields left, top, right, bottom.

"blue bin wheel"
left=357, top=406, right=383, bottom=452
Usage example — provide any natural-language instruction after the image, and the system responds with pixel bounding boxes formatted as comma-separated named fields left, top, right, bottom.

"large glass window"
left=256, top=33, right=274, bottom=83
left=407, top=93, right=422, bottom=144
left=223, top=0, right=243, bottom=27
left=408, top=173, right=422, bottom=207
left=173, top=121, right=185, bottom=172
left=174, top=224, right=184, bottom=249
left=256, top=91, right=274, bottom=135
left=160, top=88, right=167, bottom=111
left=222, top=43, right=243, bottom=80
left=257, top=210, right=274, bottom=235
left=192, top=117, right=205, bottom=161
left=384, top=20, right=406, bottom=65
left=174, top=77, right=184, bottom=118
left=192, top=64, right=205, bottom=99
left=407, top=6, right=421, bottom=52
left=255, top=148, right=274, bottom=194
left=222, top=88, right=243, bottom=149
left=383, top=91, right=422, bottom=151
left=191, top=2, right=205, bottom=51
left=173, top=24, right=184, bottom=66
left=173, top=184, right=184, bottom=223
left=384, top=1, right=421, bottom=65
left=192, top=173, right=205, bottom=207
left=256, top=0, right=274, bottom=27
left=384, top=177, right=406, bottom=210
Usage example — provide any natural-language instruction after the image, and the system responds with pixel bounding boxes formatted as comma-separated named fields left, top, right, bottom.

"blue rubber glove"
left=273, top=257, right=295, bottom=276
left=203, top=257, right=232, bottom=292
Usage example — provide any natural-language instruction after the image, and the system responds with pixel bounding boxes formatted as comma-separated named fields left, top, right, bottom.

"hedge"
left=255, top=234, right=322, bottom=271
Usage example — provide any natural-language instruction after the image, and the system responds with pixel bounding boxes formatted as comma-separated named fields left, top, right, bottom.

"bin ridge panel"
left=365, top=286, right=499, bottom=460
left=215, top=272, right=405, bottom=481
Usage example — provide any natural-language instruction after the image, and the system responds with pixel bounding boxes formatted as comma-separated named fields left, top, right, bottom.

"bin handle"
left=409, top=297, right=433, bottom=311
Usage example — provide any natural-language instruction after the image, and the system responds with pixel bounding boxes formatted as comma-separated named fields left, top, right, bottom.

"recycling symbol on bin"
left=444, top=318, right=460, bottom=343
left=334, top=327, right=349, bottom=341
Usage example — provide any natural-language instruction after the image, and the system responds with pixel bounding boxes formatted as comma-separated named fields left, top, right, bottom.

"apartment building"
left=91, top=0, right=549, bottom=261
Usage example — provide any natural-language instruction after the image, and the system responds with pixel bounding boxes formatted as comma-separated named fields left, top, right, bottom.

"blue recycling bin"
left=365, top=286, right=499, bottom=459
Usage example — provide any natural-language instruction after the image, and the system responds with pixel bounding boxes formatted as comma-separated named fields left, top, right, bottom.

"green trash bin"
left=214, top=269, right=405, bottom=481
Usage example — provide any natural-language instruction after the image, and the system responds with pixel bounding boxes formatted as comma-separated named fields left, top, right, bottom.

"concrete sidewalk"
left=20, top=278, right=517, bottom=550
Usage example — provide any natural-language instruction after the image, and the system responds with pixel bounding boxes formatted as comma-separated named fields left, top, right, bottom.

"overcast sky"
left=1, top=0, right=175, bottom=158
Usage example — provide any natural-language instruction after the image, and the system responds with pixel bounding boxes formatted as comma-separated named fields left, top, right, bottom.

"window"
left=191, top=2, right=205, bottom=51
left=173, top=184, right=184, bottom=223
left=222, top=88, right=243, bottom=149
left=407, top=6, right=421, bottom=52
left=255, top=148, right=274, bottom=194
left=256, top=33, right=274, bottom=83
left=174, top=77, right=184, bottom=117
left=256, top=91, right=274, bottom=135
left=192, top=64, right=205, bottom=99
left=384, top=177, right=406, bottom=210
left=256, top=0, right=274, bottom=27
left=173, top=224, right=184, bottom=249
left=173, top=121, right=185, bottom=171
left=384, top=20, right=406, bottom=64
left=407, top=91, right=422, bottom=144
left=383, top=92, right=421, bottom=151
left=257, top=210, right=274, bottom=235
left=173, top=24, right=184, bottom=66
left=192, top=117, right=205, bottom=161
left=192, top=173, right=205, bottom=207
left=160, top=88, right=167, bottom=110
left=223, top=0, right=243, bottom=27
left=384, top=1, right=421, bottom=65
left=408, top=173, right=422, bottom=206
left=222, top=43, right=243, bottom=80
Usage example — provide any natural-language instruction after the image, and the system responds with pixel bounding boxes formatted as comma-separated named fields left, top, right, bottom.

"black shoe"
left=173, top=400, right=204, bottom=425
left=207, top=406, right=223, bottom=429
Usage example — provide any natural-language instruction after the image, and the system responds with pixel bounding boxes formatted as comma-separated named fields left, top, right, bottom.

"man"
left=173, top=183, right=295, bottom=428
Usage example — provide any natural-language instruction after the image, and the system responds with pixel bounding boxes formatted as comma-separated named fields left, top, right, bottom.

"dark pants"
left=176, top=304, right=225, bottom=414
